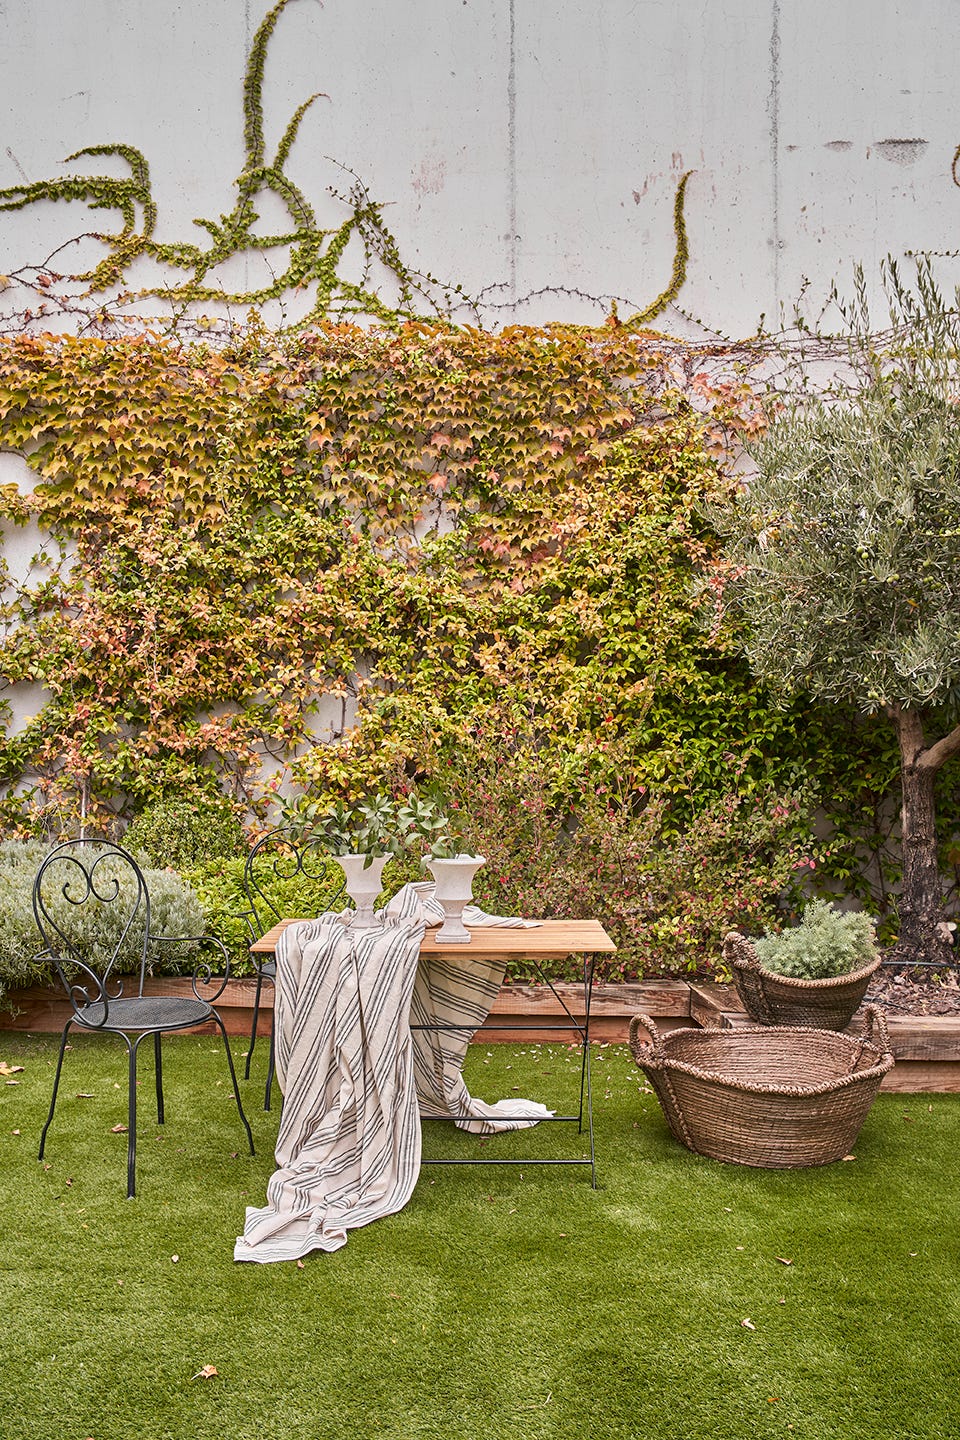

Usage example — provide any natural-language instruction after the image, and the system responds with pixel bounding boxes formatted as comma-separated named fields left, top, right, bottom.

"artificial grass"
left=0, top=1031, right=958, bottom=1440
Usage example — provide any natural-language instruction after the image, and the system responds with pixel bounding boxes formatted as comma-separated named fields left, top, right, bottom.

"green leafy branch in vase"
left=279, top=791, right=465, bottom=865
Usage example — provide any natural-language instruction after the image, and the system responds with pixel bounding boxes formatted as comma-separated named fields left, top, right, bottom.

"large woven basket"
left=724, top=930, right=881, bottom=1030
left=628, top=1007, right=894, bottom=1168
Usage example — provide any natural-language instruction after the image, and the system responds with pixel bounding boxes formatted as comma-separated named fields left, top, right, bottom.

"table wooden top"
left=250, top=917, right=616, bottom=957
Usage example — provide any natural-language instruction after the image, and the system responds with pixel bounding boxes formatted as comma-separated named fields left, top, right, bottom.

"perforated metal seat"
left=76, top=995, right=213, bottom=1031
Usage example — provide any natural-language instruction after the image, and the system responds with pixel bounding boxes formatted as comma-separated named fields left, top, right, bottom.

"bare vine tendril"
left=0, top=0, right=692, bottom=334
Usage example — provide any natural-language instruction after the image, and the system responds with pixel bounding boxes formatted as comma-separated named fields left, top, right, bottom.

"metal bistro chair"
left=239, top=825, right=345, bottom=1111
left=34, top=839, right=255, bottom=1198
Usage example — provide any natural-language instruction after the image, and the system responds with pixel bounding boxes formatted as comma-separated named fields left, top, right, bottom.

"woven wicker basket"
left=628, top=1007, right=894, bottom=1168
left=724, top=930, right=881, bottom=1030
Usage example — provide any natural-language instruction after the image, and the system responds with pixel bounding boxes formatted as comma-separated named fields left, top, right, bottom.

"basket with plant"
left=724, top=900, right=881, bottom=1030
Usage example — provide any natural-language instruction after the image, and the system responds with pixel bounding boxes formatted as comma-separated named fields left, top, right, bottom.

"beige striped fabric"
left=389, top=882, right=552, bottom=1134
left=234, top=886, right=551, bottom=1263
left=235, top=915, right=425, bottom=1262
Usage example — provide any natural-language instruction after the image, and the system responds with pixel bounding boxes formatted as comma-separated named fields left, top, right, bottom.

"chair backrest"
left=241, top=825, right=345, bottom=941
left=33, top=840, right=151, bottom=1009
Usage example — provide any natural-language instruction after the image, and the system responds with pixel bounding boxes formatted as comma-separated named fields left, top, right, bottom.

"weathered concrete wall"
left=0, top=0, right=958, bottom=337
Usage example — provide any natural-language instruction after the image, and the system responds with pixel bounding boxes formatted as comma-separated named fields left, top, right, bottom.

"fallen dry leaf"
left=111, top=1124, right=128, bottom=1134
left=741, top=1318, right=756, bottom=1330
left=776, top=1257, right=793, bottom=1266
left=842, top=1154, right=856, bottom=1161
left=0, top=1062, right=24, bottom=1076
left=191, top=1365, right=218, bottom=1381
left=516, top=1391, right=552, bottom=1411
left=171, top=1255, right=180, bottom=1264
left=11, top=1129, right=20, bottom=1136
left=296, top=1259, right=305, bottom=1270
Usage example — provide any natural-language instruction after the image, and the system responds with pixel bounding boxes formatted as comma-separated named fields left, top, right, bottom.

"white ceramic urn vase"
left=426, top=854, right=486, bottom=944
left=335, top=853, right=389, bottom=930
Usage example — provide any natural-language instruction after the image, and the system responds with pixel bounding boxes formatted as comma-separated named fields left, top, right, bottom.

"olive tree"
left=711, top=261, right=960, bottom=964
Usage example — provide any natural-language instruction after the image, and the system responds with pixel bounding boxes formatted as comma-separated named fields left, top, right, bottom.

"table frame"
left=251, top=918, right=616, bottom=1188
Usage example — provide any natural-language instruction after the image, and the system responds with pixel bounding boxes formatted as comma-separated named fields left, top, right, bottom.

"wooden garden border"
left=1, top=978, right=957, bottom=1093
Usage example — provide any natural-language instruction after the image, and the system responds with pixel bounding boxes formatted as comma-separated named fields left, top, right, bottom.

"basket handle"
left=723, top=930, right=759, bottom=970
left=861, top=1003, right=893, bottom=1059
left=628, top=1012, right=663, bottom=1066
left=628, top=1013, right=698, bottom=1152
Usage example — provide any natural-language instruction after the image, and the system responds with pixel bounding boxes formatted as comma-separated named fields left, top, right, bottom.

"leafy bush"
left=752, top=899, right=878, bottom=980
left=125, top=798, right=247, bottom=869
left=0, top=841, right=58, bottom=998
left=430, top=725, right=817, bottom=982
left=184, top=852, right=350, bottom=972
left=0, top=840, right=206, bottom=1007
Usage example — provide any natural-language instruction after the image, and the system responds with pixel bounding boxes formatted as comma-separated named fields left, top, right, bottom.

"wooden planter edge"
left=0, top=976, right=693, bottom=1041
left=2, top=977, right=957, bottom=1093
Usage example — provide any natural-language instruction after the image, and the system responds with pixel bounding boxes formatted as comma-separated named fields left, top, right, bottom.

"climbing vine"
left=0, top=0, right=691, bottom=334
left=0, top=5, right=949, bottom=974
left=0, top=323, right=776, bottom=832
left=0, top=0, right=463, bottom=326
left=0, top=317, right=898, bottom=949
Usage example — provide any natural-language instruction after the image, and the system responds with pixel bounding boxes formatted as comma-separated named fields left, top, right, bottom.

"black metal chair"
left=33, top=839, right=254, bottom=1198
left=239, top=826, right=345, bottom=1111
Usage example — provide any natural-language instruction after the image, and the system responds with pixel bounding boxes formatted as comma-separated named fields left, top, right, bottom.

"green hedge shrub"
left=185, top=852, right=351, bottom=972
left=125, top=798, right=247, bottom=870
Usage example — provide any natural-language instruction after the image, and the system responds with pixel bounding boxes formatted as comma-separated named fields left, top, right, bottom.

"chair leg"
left=264, top=1012, right=275, bottom=1112
left=38, top=1021, right=72, bottom=1162
left=213, top=1015, right=255, bottom=1156
left=154, top=1030, right=165, bottom=1125
left=245, top=971, right=265, bottom=1080
left=127, top=1037, right=141, bottom=1199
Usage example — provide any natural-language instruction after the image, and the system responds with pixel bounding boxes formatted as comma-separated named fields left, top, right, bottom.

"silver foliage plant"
left=0, top=840, right=204, bottom=1002
left=753, top=899, right=878, bottom=980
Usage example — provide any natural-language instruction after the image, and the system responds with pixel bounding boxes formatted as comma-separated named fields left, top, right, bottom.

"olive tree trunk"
left=890, top=704, right=960, bottom=966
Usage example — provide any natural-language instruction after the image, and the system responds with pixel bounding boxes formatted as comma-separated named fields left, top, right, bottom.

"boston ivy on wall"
left=0, top=323, right=894, bottom=919
left=0, top=327, right=747, bottom=822
left=0, top=0, right=941, bottom=954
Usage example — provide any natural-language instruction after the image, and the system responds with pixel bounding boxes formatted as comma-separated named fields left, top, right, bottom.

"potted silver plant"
left=725, top=900, right=881, bottom=1030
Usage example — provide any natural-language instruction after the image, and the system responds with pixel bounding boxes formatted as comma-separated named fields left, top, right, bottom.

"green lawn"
left=0, top=1031, right=957, bottom=1440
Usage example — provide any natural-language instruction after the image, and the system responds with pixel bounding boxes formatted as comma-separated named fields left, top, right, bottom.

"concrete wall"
left=1, top=0, right=958, bottom=338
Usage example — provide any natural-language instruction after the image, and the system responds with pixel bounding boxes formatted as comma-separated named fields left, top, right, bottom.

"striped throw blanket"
left=388, top=882, right=550, bottom=1135
left=235, top=886, right=550, bottom=1263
